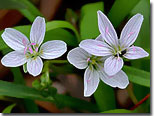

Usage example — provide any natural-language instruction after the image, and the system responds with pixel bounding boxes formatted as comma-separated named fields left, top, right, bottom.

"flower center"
left=23, top=41, right=40, bottom=59
left=87, top=56, right=103, bottom=70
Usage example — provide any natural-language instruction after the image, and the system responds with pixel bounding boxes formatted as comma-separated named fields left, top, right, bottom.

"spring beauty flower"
left=79, top=10, right=149, bottom=76
left=1, top=16, right=67, bottom=76
left=67, top=47, right=129, bottom=97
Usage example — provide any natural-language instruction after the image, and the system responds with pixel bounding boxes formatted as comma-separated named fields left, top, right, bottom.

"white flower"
left=67, top=47, right=129, bottom=97
left=1, top=16, right=67, bottom=76
left=79, top=10, right=149, bottom=76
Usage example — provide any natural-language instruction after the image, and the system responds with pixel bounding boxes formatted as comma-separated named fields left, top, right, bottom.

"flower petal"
left=120, top=14, right=143, bottom=50
left=1, top=28, right=29, bottom=51
left=67, top=47, right=90, bottom=69
left=104, top=56, right=123, bottom=76
left=79, top=39, right=112, bottom=56
left=30, top=16, right=45, bottom=46
left=27, top=57, right=43, bottom=76
left=95, top=34, right=104, bottom=41
left=84, top=66, right=100, bottom=97
left=97, top=10, right=118, bottom=47
left=123, top=46, right=149, bottom=59
left=40, top=40, right=67, bottom=59
left=99, top=70, right=129, bottom=89
left=1, top=51, right=26, bottom=67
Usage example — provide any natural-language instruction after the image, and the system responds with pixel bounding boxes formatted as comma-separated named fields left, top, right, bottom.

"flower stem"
left=126, top=86, right=138, bottom=105
left=130, top=94, right=150, bottom=110
left=47, top=60, right=68, bottom=64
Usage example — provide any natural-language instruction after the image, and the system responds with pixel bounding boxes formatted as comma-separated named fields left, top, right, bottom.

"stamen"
left=35, top=47, right=38, bottom=52
left=31, top=43, right=36, bottom=45
left=132, top=45, right=136, bottom=52
left=29, top=47, right=33, bottom=54
left=24, top=47, right=27, bottom=55
left=87, top=58, right=91, bottom=62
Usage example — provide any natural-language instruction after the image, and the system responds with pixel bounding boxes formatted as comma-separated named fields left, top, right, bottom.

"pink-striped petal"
left=123, top=46, right=149, bottom=59
left=120, top=14, right=143, bottom=50
left=97, top=10, right=118, bottom=48
left=27, top=57, right=43, bottom=76
left=79, top=39, right=112, bottom=56
left=99, top=69, right=129, bottom=89
left=1, top=28, right=29, bottom=51
left=1, top=51, right=26, bottom=67
left=84, top=66, right=100, bottom=97
left=67, top=47, right=91, bottom=69
left=104, top=56, right=123, bottom=76
left=30, top=16, right=45, bottom=46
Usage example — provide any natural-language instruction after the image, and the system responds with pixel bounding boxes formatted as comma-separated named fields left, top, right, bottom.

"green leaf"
left=108, top=0, right=140, bottom=27
left=45, top=28, right=78, bottom=46
left=54, top=94, right=99, bottom=112
left=0, top=0, right=26, bottom=9
left=80, top=2, right=104, bottom=40
left=94, top=81, right=116, bottom=111
left=10, top=67, right=39, bottom=113
left=0, top=0, right=42, bottom=22
left=123, top=66, right=150, bottom=87
left=0, top=80, right=99, bottom=112
left=18, top=0, right=43, bottom=22
left=46, top=20, right=80, bottom=42
left=2, top=103, right=16, bottom=113
left=101, top=109, right=134, bottom=113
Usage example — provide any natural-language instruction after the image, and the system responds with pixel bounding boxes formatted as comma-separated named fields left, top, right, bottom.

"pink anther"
left=35, top=47, right=38, bottom=52
left=132, top=45, right=136, bottom=52
left=31, top=43, right=36, bottom=45
left=29, top=47, right=33, bottom=54
left=24, top=47, right=27, bottom=55
left=87, top=58, right=90, bottom=62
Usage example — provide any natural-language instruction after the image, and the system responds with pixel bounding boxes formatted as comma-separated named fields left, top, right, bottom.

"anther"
left=87, top=58, right=91, bottom=62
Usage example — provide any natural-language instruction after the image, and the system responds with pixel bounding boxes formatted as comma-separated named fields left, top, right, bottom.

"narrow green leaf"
left=18, top=0, right=43, bottom=22
left=108, top=0, right=140, bottom=27
left=101, top=109, right=134, bottom=113
left=94, top=81, right=116, bottom=111
left=54, top=94, right=99, bottom=112
left=10, top=66, right=39, bottom=113
left=80, top=2, right=104, bottom=40
left=2, top=103, right=16, bottom=113
left=123, top=66, right=150, bottom=87
left=0, top=80, right=99, bottom=112
left=45, top=28, right=78, bottom=46
left=46, top=20, right=80, bottom=42
left=0, top=0, right=26, bottom=9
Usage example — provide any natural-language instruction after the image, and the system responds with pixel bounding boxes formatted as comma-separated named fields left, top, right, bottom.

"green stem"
left=126, top=86, right=138, bottom=104
left=46, top=60, right=68, bottom=64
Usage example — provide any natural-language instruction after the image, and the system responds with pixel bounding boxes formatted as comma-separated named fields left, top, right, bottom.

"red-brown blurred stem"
left=130, top=94, right=150, bottom=110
